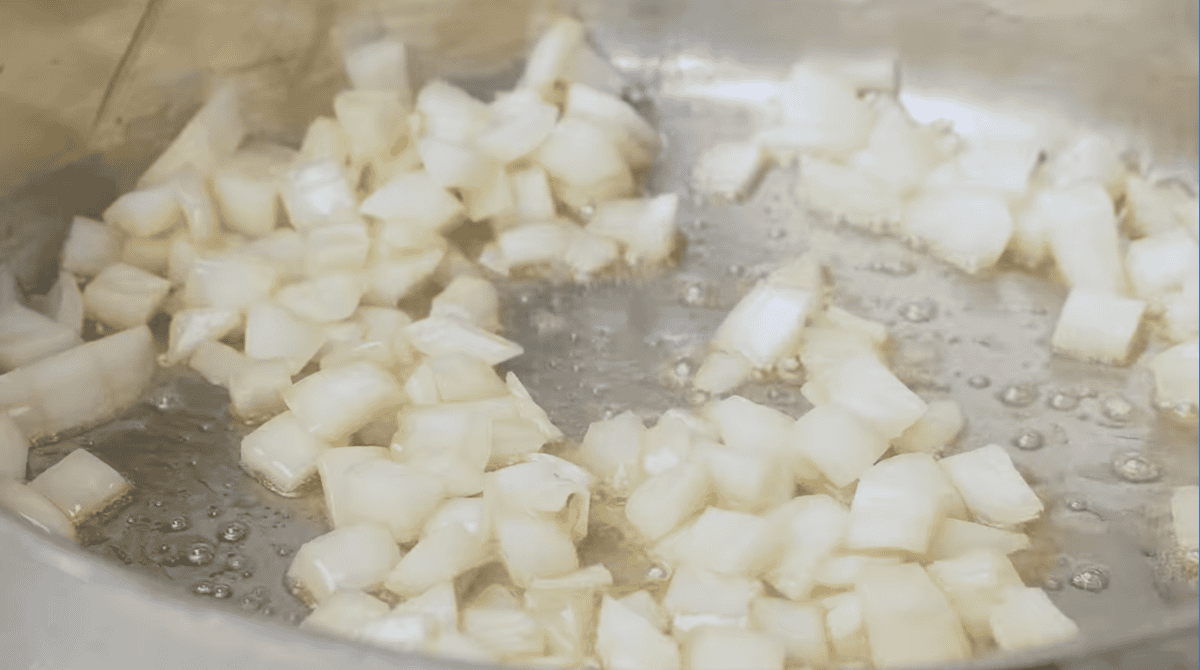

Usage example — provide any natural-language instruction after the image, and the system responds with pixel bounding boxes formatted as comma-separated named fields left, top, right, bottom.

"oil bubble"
left=1111, top=450, right=1160, bottom=483
left=1069, top=567, right=1110, bottom=593
left=1101, top=395, right=1135, bottom=422
left=186, top=543, right=215, bottom=567
left=218, top=521, right=249, bottom=543
left=1012, top=428, right=1044, bottom=451
left=192, top=581, right=215, bottom=596
left=998, top=384, right=1038, bottom=407
left=1047, top=391, right=1080, bottom=411
left=1066, top=498, right=1088, bottom=512
left=212, top=584, right=233, bottom=600
left=167, top=516, right=190, bottom=532
left=967, top=375, right=991, bottom=389
left=898, top=299, right=938, bottom=323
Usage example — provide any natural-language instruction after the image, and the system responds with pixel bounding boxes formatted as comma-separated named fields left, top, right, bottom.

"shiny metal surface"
left=0, top=1, right=1196, bottom=669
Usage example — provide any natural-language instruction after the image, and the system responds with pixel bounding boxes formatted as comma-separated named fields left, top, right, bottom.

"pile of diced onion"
left=689, top=61, right=1199, bottom=421
left=0, top=15, right=1196, bottom=670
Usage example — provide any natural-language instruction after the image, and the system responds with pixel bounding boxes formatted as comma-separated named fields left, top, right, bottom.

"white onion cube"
left=324, top=458, right=445, bottom=544
left=596, top=595, right=681, bottom=670
left=281, top=160, right=358, bottom=230
left=822, top=592, right=868, bottom=662
left=765, top=494, right=848, bottom=600
left=360, top=170, right=464, bottom=233
left=750, top=598, right=828, bottom=667
left=244, top=302, right=326, bottom=375
left=344, top=37, right=411, bottom=104
left=536, top=118, right=635, bottom=206
left=240, top=411, right=332, bottom=495
left=711, top=279, right=819, bottom=369
left=1171, top=485, right=1199, bottom=551
left=846, top=452, right=966, bottom=555
left=1042, top=131, right=1124, bottom=192
left=505, top=372, right=563, bottom=442
left=277, top=273, right=364, bottom=324
left=519, top=17, right=585, bottom=95
left=139, top=83, right=244, bottom=187
left=826, top=355, right=927, bottom=439
left=304, top=222, right=372, bottom=277
left=299, top=116, right=351, bottom=167
left=927, top=549, right=1024, bottom=641
left=496, top=516, right=579, bottom=587
left=416, top=80, right=490, bottom=144
left=662, top=566, right=761, bottom=633
left=625, top=460, right=710, bottom=541
left=789, top=404, right=889, bottom=488
left=1149, top=339, right=1199, bottom=418
left=103, top=184, right=181, bottom=237
left=364, top=247, right=445, bottom=307
left=509, top=166, right=557, bottom=222
left=940, top=444, right=1044, bottom=527
left=692, top=142, right=767, bottom=201
left=83, top=263, right=171, bottom=330
left=120, top=236, right=172, bottom=276
left=850, top=103, right=946, bottom=194
left=211, top=145, right=294, bottom=238
left=857, top=563, right=971, bottom=667
left=461, top=585, right=548, bottom=661
left=989, top=587, right=1079, bottom=652
left=392, top=402, right=494, bottom=496
left=1050, top=287, right=1145, bottom=366
left=1044, top=183, right=1127, bottom=293
left=287, top=522, right=400, bottom=604
left=485, top=455, right=592, bottom=542
left=165, top=307, right=241, bottom=366
left=893, top=399, right=964, bottom=455
left=404, top=316, right=523, bottom=365
left=585, top=194, right=679, bottom=265
left=430, top=276, right=500, bottom=331
left=684, top=627, right=784, bottom=670
left=284, top=361, right=402, bottom=442
left=0, top=304, right=82, bottom=371
left=692, top=351, right=753, bottom=396
left=656, top=507, right=779, bottom=577
left=0, top=482, right=74, bottom=538
left=903, top=189, right=1013, bottom=274
left=496, top=222, right=572, bottom=268
left=797, top=157, right=904, bottom=233
left=184, top=254, right=280, bottom=310
left=477, top=90, right=559, bottom=163
left=577, top=411, right=645, bottom=496
left=61, top=216, right=122, bottom=277
left=334, top=90, right=406, bottom=169
left=300, top=590, right=390, bottom=638
left=189, top=340, right=251, bottom=388
left=700, top=442, right=793, bottom=514
left=385, top=522, right=490, bottom=597
left=29, top=449, right=129, bottom=522
left=563, top=229, right=621, bottom=281
left=1125, top=230, right=1198, bottom=301
left=228, top=359, right=292, bottom=422
left=927, top=519, right=1031, bottom=560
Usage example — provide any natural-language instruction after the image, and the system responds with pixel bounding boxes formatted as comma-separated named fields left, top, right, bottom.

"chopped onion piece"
left=43, top=273, right=81, bottom=336
left=536, top=117, right=635, bottom=208
left=0, top=414, right=28, bottom=481
left=1171, top=485, right=1199, bottom=551
left=325, top=458, right=445, bottom=544
left=1161, top=276, right=1199, bottom=343
left=240, top=411, right=332, bottom=496
left=497, top=222, right=572, bottom=268
left=684, top=627, right=784, bottom=670
left=655, top=507, right=780, bottom=577
left=789, top=403, right=888, bottom=488
left=188, top=340, right=251, bottom=388
left=300, top=590, right=390, bottom=638
left=315, top=446, right=389, bottom=527
left=391, top=402, right=493, bottom=496
left=416, top=80, right=491, bottom=144
left=172, top=168, right=221, bottom=244
left=244, top=229, right=305, bottom=281
left=662, top=566, right=761, bottom=633
left=103, top=184, right=181, bottom=237
left=228, top=359, right=291, bottom=422
left=1044, top=182, right=1127, bottom=293
left=61, top=216, right=122, bottom=278
left=120, top=235, right=172, bottom=276
left=823, top=354, right=927, bottom=439
left=139, top=83, right=245, bottom=187
left=360, top=170, right=464, bottom=233
left=585, top=194, right=679, bottom=265
left=618, top=590, right=669, bottom=633
left=796, top=157, right=904, bottom=233
left=518, top=17, right=585, bottom=96
left=857, top=563, right=972, bottom=667
left=0, top=303, right=82, bottom=371
left=927, top=518, right=1031, bottom=561
left=496, top=516, right=579, bottom=587
left=365, top=247, right=445, bottom=307
left=576, top=411, right=645, bottom=496
left=693, top=350, right=753, bottom=396
left=846, top=453, right=967, bottom=555
left=822, top=592, right=869, bottom=662
left=903, top=189, right=1013, bottom=274
left=764, top=494, right=848, bottom=600
left=927, top=549, right=1024, bottom=642
left=165, top=307, right=241, bottom=365
left=461, top=585, right=548, bottom=662
left=1050, top=287, right=1145, bottom=366
left=404, top=316, right=523, bottom=365
left=244, top=302, right=326, bottom=375
left=299, top=117, right=351, bottom=167
left=814, top=553, right=903, bottom=591
left=989, top=587, right=1079, bottom=653
left=1041, top=131, right=1124, bottom=192
left=849, top=102, right=947, bottom=194
left=699, top=441, right=793, bottom=514
left=508, top=166, right=558, bottom=222
left=596, top=595, right=681, bottom=670
left=284, top=361, right=402, bottom=442
left=939, top=444, right=1044, bottom=528
left=564, top=83, right=661, bottom=170
left=384, top=507, right=491, bottom=597
left=625, top=461, right=710, bottom=541
left=711, top=270, right=821, bottom=369
left=485, top=455, right=592, bottom=542
left=1149, top=339, right=1198, bottom=420
left=505, top=372, right=564, bottom=442
left=184, top=253, right=280, bottom=310
left=211, top=144, right=294, bottom=238
left=334, top=90, right=407, bottom=171
left=287, top=522, right=400, bottom=604
left=1124, top=175, right=1192, bottom=238
left=29, top=449, right=129, bottom=522
left=0, top=325, right=156, bottom=441
left=0, top=481, right=74, bottom=538
left=281, top=160, right=358, bottom=231
left=83, top=263, right=170, bottom=330
left=692, top=142, right=767, bottom=201
left=277, top=273, right=365, bottom=324
left=931, top=139, right=1040, bottom=197
left=477, top=90, right=559, bottom=163
left=305, top=221, right=372, bottom=277
left=343, top=37, right=412, bottom=104
left=893, top=399, right=964, bottom=455
left=430, top=275, right=500, bottom=331
left=1125, top=230, right=1198, bottom=301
